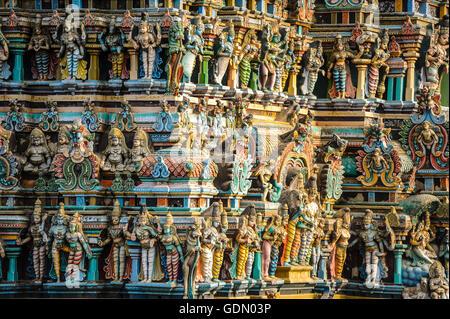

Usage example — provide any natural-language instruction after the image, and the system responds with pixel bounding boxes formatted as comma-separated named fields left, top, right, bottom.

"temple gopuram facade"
left=0, top=0, right=448, bottom=299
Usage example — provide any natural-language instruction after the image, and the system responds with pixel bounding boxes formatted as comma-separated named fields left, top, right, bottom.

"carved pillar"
left=393, top=246, right=406, bottom=284
left=128, top=48, right=138, bottom=80
left=6, top=247, right=20, bottom=282
left=353, top=58, right=371, bottom=99
left=11, top=48, right=25, bottom=82
left=87, top=48, right=100, bottom=81
left=288, top=70, right=298, bottom=96
left=403, top=51, right=419, bottom=101
left=87, top=248, right=103, bottom=281
left=128, top=241, right=141, bottom=282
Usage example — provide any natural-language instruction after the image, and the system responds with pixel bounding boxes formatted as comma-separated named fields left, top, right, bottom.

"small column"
left=199, top=57, right=210, bottom=84
left=11, top=48, right=25, bottom=82
left=403, top=52, right=419, bottom=101
left=287, top=70, right=298, bottom=96
left=393, top=246, right=406, bottom=284
left=128, top=242, right=141, bottom=282
left=35, top=0, right=42, bottom=9
left=128, top=48, right=138, bottom=80
left=87, top=49, right=100, bottom=81
left=6, top=247, right=21, bottom=282
left=227, top=64, right=237, bottom=88
left=87, top=248, right=103, bottom=281
left=72, top=0, right=82, bottom=7
left=387, top=77, right=394, bottom=101
left=395, top=77, right=404, bottom=101
left=353, top=58, right=371, bottom=99
left=406, top=0, right=415, bottom=12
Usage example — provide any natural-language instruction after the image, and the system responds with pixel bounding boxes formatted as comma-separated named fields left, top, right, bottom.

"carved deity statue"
left=181, top=15, right=204, bottom=83
left=165, top=14, right=187, bottom=94
left=329, top=208, right=352, bottom=281
left=28, top=16, right=51, bottom=80
left=99, top=16, right=126, bottom=80
left=101, top=128, right=129, bottom=172
left=259, top=21, right=282, bottom=91
left=0, top=23, right=11, bottom=80
left=311, top=217, right=325, bottom=280
left=408, top=212, right=437, bottom=266
left=199, top=202, right=220, bottom=283
left=48, top=203, right=69, bottom=282
left=262, top=214, right=286, bottom=281
left=429, top=261, right=449, bottom=299
left=127, top=129, right=151, bottom=172
left=159, top=213, right=183, bottom=287
left=16, top=199, right=48, bottom=282
left=213, top=20, right=235, bottom=85
left=182, top=217, right=202, bottom=299
left=301, top=40, right=325, bottom=96
left=425, top=16, right=449, bottom=93
left=238, top=29, right=260, bottom=89
left=368, top=30, right=390, bottom=99
left=129, top=12, right=161, bottom=79
left=23, top=128, right=52, bottom=174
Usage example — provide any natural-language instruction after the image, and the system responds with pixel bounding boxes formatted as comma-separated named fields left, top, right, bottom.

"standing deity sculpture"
left=230, top=215, right=250, bottom=280
left=0, top=23, right=11, bottom=80
left=310, top=217, right=325, bottom=280
left=28, top=16, right=51, bottom=80
left=99, top=16, right=126, bottom=80
left=213, top=20, right=235, bottom=85
left=259, top=21, right=282, bottom=91
left=22, top=128, right=52, bottom=174
left=98, top=199, right=128, bottom=282
left=181, top=15, right=204, bottom=83
left=367, top=30, right=390, bottom=99
left=16, top=199, right=48, bottom=283
left=101, top=128, right=129, bottom=172
left=238, top=29, right=260, bottom=89
left=424, top=16, right=449, bottom=94
left=348, top=209, right=385, bottom=288
left=65, top=212, right=92, bottom=284
left=199, top=202, right=220, bottom=283
left=165, top=14, right=187, bottom=94
left=129, top=12, right=161, bottom=79
left=327, top=35, right=359, bottom=99
left=329, top=208, right=352, bottom=281
left=48, top=203, right=69, bottom=282
left=174, top=99, right=194, bottom=150
left=262, top=214, right=286, bottom=281
left=428, top=261, right=449, bottom=299
left=407, top=212, right=437, bottom=266
left=245, top=209, right=262, bottom=280
left=297, top=191, right=319, bottom=266
left=183, top=217, right=202, bottom=299
left=159, top=213, right=183, bottom=287
left=54, top=13, right=87, bottom=80
left=301, top=40, right=325, bottom=96
left=127, top=129, right=151, bottom=172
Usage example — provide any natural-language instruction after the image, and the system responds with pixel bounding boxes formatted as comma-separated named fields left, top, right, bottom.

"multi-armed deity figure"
left=213, top=20, right=235, bottom=85
left=99, top=16, right=126, bottom=80
left=327, top=34, right=360, bottom=99
left=181, top=15, right=204, bottom=83
left=16, top=199, right=48, bottom=283
left=22, top=128, right=52, bottom=174
left=48, top=203, right=69, bottom=282
left=408, top=212, right=437, bottom=266
left=101, top=128, right=129, bottom=172
left=367, top=29, right=390, bottom=99
left=165, top=14, right=187, bottom=94
left=262, top=214, right=286, bottom=281
left=65, top=212, right=92, bottom=284
left=0, top=23, right=11, bottom=80
left=129, top=12, right=161, bottom=79
left=301, top=40, right=325, bottom=96
left=429, top=261, right=449, bottom=299
left=259, top=21, right=282, bottom=91
left=28, top=15, right=51, bottom=80
left=329, top=208, right=352, bottom=281
left=238, top=29, right=260, bottom=89
left=349, top=209, right=385, bottom=288
left=98, top=199, right=128, bottom=282
left=54, top=12, right=87, bottom=80
left=160, top=213, right=183, bottom=287
left=425, top=15, right=449, bottom=93
left=183, top=217, right=202, bottom=298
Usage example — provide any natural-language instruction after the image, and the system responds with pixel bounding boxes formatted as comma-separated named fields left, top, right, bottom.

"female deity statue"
left=327, top=35, right=359, bottom=99
left=259, top=22, right=282, bottom=91
left=296, top=195, right=317, bottom=266
left=159, top=213, right=184, bottom=287
left=65, top=212, right=92, bottom=284
left=182, top=217, right=202, bottom=299
left=0, top=23, right=11, bottom=80
left=408, top=212, right=437, bottom=266
left=16, top=199, right=48, bottom=283
left=23, top=128, right=52, bottom=174
left=126, top=206, right=163, bottom=282
left=28, top=16, right=51, bottom=80
left=48, top=203, right=69, bottom=282
left=54, top=14, right=87, bottom=80
left=181, top=16, right=204, bottom=83
left=262, top=214, right=285, bottom=281
left=213, top=20, right=235, bottom=85
left=301, top=41, right=325, bottom=96
left=368, top=30, right=390, bottom=99
left=213, top=202, right=229, bottom=282
left=329, top=208, right=352, bottom=281
left=310, top=218, right=325, bottom=280
left=165, top=14, right=187, bottom=94
left=348, top=209, right=385, bottom=288
left=415, top=121, right=440, bottom=159
left=425, top=19, right=449, bottom=93
left=127, top=129, right=151, bottom=172
left=238, top=29, right=260, bottom=89
left=199, top=203, right=220, bottom=283
left=98, top=16, right=126, bottom=80
left=98, top=199, right=128, bottom=282
left=231, top=215, right=251, bottom=280
left=129, top=13, right=161, bottom=79
left=101, top=128, right=129, bottom=172
left=245, top=211, right=262, bottom=280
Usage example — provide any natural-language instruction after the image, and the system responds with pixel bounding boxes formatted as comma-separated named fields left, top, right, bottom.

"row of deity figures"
left=3, top=11, right=446, bottom=97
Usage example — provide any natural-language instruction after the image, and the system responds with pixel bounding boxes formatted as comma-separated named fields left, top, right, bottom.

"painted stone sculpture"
left=183, top=217, right=202, bottom=298
left=99, top=16, right=127, bottom=80
left=0, top=126, right=19, bottom=190
left=101, top=128, right=129, bottom=172
left=407, top=212, right=437, bottom=266
left=2, top=99, right=24, bottom=132
left=238, top=29, right=260, bottom=89
left=367, top=29, right=390, bottom=99
left=48, top=203, right=69, bottom=282
left=28, top=16, right=51, bottom=80
left=40, top=101, right=59, bottom=132
left=213, top=20, right=235, bottom=85
left=262, top=214, right=286, bottom=281
left=429, top=261, right=449, bottom=299
left=260, top=21, right=281, bottom=92
left=16, top=199, right=48, bottom=282
left=199, top=202, right=220, bottom=283
left=0, top=23, right=11, bottom=80
left=301, top=40, right=325, bottom=96
left=127, top=129, right=151, bottom=172
left=180, top=15, right=204, bottom=83
left=165, top=14, right=187, bottom=94
left=22, top=128, right=52, bottom=174
left=160, top=213, right=183, bottom=287
left=329, top=208, right=352, bottom=281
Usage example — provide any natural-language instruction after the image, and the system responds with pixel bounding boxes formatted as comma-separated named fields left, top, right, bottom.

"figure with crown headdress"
left=98, top=199, right=129, bottom=282
left=22, top=128, right=52, bottom=174
left=16, top=199, right=49, bottom=283
left=129, top=12, right=161, bottom=79
left=367, top=29, right=390, bottom=99
left=327, top=34, right=360, bottom=99
left=349, top=209, right=385, bottom=288
left=53, top=11, right=87, bottom=80
left=407, top=211, right=437, bottom=267
left=101, top=128, right=129, bottom=172
left=125, top=205, right=164, bottom=282
left=165, top=13, right=187, bottom=94
left=213, top=201, right=229, bottom=282
left=238, top=29, right=260, bottom=89
left=213, top=20, right=235, bottom=85
left=28, top=15, right=51, bottom=80
left=160, top=213, right=183, bottom=287
left=99, top=16, right=126, bottom=80
left=48, top=203, right=69, bottom=282
left=127, top=129, right=151, bottom=172
left=199, top=202, right=220, bottom=283
left=329, top=208, right=352, bottom=281
left=301, top=40, right=325, bottom=96
left=262, top=213, right=286, bottom=281
left=180, top=15, right=204, bottom=83
left=0, top=22, right=11, bottom=80
left=183, top=217, right=202, bottom=298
